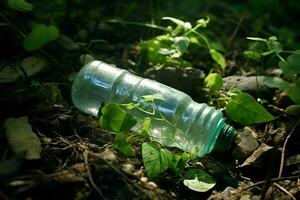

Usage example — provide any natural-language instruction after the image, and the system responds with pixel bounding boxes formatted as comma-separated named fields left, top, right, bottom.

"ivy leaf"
left=172, top=36, right=190, bottom=57
left=287, top=80, right=300, bottom=104
left=183, top=169, right=216, bottom=192
left=3, top=116, right=41, bottom=160
left=114, top=133, right=135, bottom=157
left=99, top=104, right=137, bottom=133
left=7, top=0, right=33, bottom=12
left=23, top=24, right=59, bottom=51
left=263, top=76, right=290, bottom=90
left=204, top=73, right=223, bottom=90
left=226, top=92, right=274, bottom=125
left=170, top=153, right=190, bottom=176
left=209, top=49, right=226, bottom=71
left=278, top=50, right=300, bottom=77
left=142, top=142, right=172, bottom=179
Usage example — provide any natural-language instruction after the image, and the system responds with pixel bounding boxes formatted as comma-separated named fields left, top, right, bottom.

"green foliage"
left=138, top=16, right=226, bottom=69
left=209, top=49, right=226, bottom=71
left=3, top=117, right=41, bottom=160
left=99, top=103, right=137, bottom=133
left=23, top=24, right=60, bottom=51
left=183, top=169, right=216, bottom=192
left=226, top=92, right=274, bottom=124
left=7, top=0, right=33, bottom=12
left=246, top=36, right=300, bottom=105
left=114, top=133, right=136, bottom=157
left=170, top=153, right=191, bottom=176
left=287, top=80, right=300, bottom=104
left=279, top=50, right=300, bottom=77
left=263, top=77, right=289, bottom=90
left=142, top=142, right=173, bottom=179
left=204, top=72, right=223, bottom=90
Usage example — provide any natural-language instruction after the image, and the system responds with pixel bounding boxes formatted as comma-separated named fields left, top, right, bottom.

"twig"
left=278, top=120, right=299, bottom=178
left=83, top=149, right=107, bottom=200
left=226, top=14, right=244, bottom=51
left=241, top=175, right=299, bottom=191
left=273, top=182, right=296, bottom=200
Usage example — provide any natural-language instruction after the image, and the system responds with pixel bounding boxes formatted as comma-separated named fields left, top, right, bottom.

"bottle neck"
left=214, top=123, right=236, bottom=152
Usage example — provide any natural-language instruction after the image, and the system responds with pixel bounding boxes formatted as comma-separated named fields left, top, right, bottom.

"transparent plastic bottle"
left=72, top=61, right=236, bottom=157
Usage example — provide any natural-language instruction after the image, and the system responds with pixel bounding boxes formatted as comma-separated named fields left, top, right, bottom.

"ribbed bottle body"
left=72, top=61, right=226, bottom=156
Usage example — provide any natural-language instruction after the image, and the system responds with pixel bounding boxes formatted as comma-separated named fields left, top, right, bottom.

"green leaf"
left=204, top=73, right=223, bottom=90
left=170, top=153, right=190, bottom=176
left=183, top=169, right=216, bottom=192
left=162, top=17, right=192, bottom=30
left=287, top=80, right=300, bottom=104
left=3, top=116, right=41, bottom=160
left=209, top=49, right=226, bottom=71
left=99, top=103, right=137, bottom=133
left=114, top=133, right=135, bottom=157
left=7, top=0, right=33, bottom=12
left=139, top=117, right=152, bottom=136
left=246, top=37, right=267, bottom=42
left=142, top=142, right=172, bottom=179
left=244, top=50, right=261, bottom=61
left=278, top=50, right=300, bottom=77
left=172, top=36, right=190, bottom=56
left=196, top=17, right=210, bottom=27
left=23, top=24, right=60, bottom=51
left=263, top=76, right=290, bottom=90
left=226, top=92, right=274, bottom=125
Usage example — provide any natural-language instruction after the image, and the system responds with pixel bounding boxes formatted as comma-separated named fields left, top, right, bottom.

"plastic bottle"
left=72, top=61, right=236, bottom=157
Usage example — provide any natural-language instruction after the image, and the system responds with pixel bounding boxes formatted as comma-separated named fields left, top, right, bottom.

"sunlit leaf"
left=142, top=142, right=172, bottom=179
left=204, top=73, right=223, bottom=90
left=23, top=24, right=59, bottom=51
left=226, top=92, right=274, bottom=124
left=7, top=0, right=33, bottom=12
left=162, top=17, right=192, bottom=30
left=183, top=169, right=216, bottom=192
left=114, top=133, right=135, bottom=157
left=3, top=116, right=41, bottom=160
left=99, top=104, right=137, bottom=132
left=172, top=36, right=190, bottom=56
left=209, top=49, right=226, bottom=71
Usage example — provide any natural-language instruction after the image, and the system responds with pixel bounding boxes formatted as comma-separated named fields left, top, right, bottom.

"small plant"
left=245, top=36, right=300, bottom=105
left=98, top=95, right=217, bottom=192
left=136, top=17, right=226, bottom=70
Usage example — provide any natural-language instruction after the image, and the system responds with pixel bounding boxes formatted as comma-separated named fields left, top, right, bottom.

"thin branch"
left=278, top=120, right=299, bottom=178
left=273, top=182, right=296, bottom=200
left=241, top=175, right=299, bottom=191
left=83, top=149, right=107, bottom=200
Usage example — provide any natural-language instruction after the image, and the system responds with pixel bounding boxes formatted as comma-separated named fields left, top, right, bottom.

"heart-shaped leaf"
left=183, top=169, right=216, bottom=192
left=7, top=0, right=33, bottom=12
left=23, top=24, right=59, bottom=51
left=226, top=92, right=274, bottom=124
left=142, top=142, right=172, bottom=179
left=204, top=73, right=223, bottom=90
left=99, top=103, right=137, bottom=133
left=209, top=49, right=226, bottom=71
left=3, top=116, right=41, bottom=160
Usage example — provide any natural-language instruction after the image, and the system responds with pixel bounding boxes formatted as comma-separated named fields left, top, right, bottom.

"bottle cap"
left=214, top=123, right=236, bottom=152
